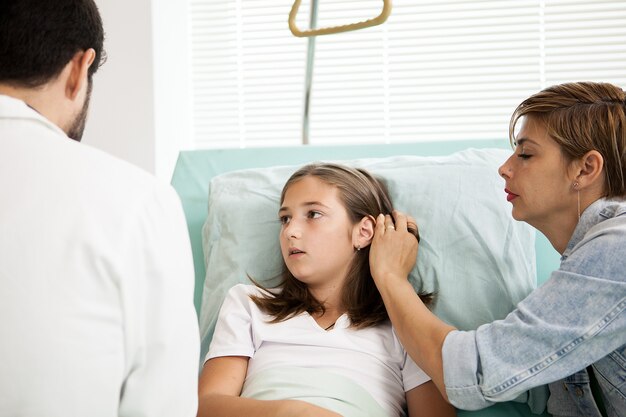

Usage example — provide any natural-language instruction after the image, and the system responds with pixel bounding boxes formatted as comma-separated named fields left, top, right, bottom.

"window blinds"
left=190, top=0, right=626, bottom=148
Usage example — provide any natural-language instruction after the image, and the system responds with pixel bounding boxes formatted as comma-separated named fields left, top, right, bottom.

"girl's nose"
left=284, top=221, right=301, bottom=239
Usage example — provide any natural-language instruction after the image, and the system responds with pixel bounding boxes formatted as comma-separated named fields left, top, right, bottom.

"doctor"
left=370, top=82, right=626, bottom=417
left=0, top=1, right=199, bottom=416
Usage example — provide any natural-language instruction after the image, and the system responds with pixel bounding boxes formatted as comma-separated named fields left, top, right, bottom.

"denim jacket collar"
left=562, top=198, right=623, bottom=260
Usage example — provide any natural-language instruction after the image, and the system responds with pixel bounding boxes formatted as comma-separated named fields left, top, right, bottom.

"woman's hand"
left=369, top=211, right=419, bottom=286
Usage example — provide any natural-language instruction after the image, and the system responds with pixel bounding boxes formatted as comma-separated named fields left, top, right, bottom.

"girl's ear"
left=353, top=215, right=376, bottom=249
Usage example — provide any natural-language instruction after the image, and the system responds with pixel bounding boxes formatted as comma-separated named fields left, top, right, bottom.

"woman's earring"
left=573, top=181, right=581, bottom=220
left=354, top=245, right=361, bottom=251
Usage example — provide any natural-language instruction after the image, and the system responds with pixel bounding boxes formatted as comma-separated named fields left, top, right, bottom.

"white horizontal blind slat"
left=543, top=1, right=626, bottom=86
left=190, top=0, right=626, bottom=148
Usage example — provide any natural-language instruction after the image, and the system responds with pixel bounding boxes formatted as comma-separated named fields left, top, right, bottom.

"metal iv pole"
left=288, top=0, right=392, bottom=144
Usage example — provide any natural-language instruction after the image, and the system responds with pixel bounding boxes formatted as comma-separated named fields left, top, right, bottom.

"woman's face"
left=278, top=176, right=356, bottom=289
left=498, top=117, right=578, bottom=230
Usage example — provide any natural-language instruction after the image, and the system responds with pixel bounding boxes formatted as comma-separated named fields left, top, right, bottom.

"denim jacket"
left=442, top=198, right=626, bottom=416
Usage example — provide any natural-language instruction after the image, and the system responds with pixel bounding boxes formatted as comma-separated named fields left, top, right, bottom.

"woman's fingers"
left=406, top=214, right=420, bottom=241
left=377, top=211, right=419, bottom=239
left=370, top=211, right=419, bottom=286
left=392, top=210, right=408, bottom=232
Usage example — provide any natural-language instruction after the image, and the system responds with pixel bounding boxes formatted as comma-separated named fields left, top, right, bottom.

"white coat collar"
left=0, top=94, right=68, bottom=138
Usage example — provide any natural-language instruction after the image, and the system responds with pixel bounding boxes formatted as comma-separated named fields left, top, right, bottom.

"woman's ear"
left=574, top=150, right=604, bottom=190
left=353, top=215, right=376, bottom=249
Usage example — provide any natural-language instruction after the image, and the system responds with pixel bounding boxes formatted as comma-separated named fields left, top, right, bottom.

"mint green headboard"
left=171, top=140, right=559, bottom=417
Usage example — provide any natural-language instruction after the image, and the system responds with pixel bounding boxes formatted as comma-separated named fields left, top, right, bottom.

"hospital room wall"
left=83, top=0, right=192, bottom=181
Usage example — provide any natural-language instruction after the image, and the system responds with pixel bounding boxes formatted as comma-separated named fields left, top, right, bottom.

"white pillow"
left=199, top=148, right=536, bottom=360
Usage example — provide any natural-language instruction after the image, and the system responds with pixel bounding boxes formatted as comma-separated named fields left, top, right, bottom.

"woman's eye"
left=308, top=211, right=322, bottom=219
left=279, top=215, right=290, bottom=225
left=515, top=145, right=532, bottom=160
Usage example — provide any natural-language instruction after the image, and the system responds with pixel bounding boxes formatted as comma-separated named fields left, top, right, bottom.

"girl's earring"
left=354, top=245, right=361, bottom=251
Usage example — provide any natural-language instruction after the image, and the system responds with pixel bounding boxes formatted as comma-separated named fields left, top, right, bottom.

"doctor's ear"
left=65, top=49, right=96, bottom=100
left=353, top=215, right=376, bottom=249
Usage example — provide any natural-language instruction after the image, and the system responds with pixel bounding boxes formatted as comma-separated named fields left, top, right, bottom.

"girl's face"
left=278, top=176, right=357, bottom=290
left=498, top=117, right=578, bottom=230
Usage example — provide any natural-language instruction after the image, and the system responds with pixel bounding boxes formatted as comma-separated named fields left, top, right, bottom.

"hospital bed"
left=171, top=139, right=560, bottom=417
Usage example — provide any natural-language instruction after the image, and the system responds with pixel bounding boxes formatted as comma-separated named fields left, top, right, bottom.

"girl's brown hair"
left=250, top=163, right=433, bottom=329
left=509, top=82, right=626, bottom=198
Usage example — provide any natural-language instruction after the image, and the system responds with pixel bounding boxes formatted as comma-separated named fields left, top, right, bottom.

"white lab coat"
left=0, top=95, right=200, bottom=417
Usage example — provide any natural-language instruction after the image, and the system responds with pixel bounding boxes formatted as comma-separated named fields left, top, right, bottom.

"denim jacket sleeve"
left=441, top=200, right=626, bottom=411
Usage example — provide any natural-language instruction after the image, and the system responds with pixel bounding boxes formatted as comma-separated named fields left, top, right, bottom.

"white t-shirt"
left=0, top=95, right=200, bottom=417
left=207, top=284, right=431, bottom=416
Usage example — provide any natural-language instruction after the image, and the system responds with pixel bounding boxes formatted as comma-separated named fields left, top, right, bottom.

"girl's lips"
left=505, top=188, right=518, bottom=202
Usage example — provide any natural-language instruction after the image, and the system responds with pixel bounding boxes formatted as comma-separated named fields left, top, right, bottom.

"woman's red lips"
left=505, top=188, right=518, bottom=202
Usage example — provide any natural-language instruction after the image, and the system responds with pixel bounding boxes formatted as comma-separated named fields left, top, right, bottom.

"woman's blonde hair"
left=509, top=82, right=626, bottom=198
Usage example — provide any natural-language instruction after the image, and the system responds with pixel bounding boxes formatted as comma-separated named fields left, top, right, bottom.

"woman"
left=197, top=163, right=455, bottom=417
left=370, top=82, right=626, bottom=417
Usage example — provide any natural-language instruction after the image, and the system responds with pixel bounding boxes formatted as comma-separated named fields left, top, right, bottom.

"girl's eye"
left=307, top=211, right=322, bottom=219
left=279, top=215, right=291, bottom=225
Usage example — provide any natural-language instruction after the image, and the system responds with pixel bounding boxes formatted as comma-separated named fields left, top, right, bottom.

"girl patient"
left=197, top=163, right=455, bottom=417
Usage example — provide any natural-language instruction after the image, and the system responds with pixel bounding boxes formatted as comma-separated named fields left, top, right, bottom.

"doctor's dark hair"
left=509, top=82, right=626, bottom=198
left=250, top=163, right=433, bottom=329
left=0, top=0, right=105, bottom=87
